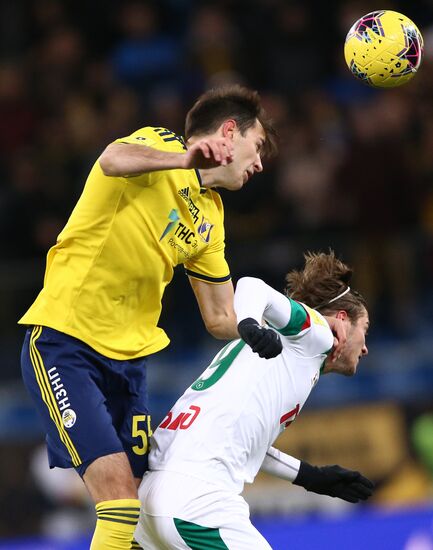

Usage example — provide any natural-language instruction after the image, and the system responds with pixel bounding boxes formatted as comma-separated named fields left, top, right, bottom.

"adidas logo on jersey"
left=178, top=187, right=190, bottom=201
left=178, top=187, right=200, bottom=224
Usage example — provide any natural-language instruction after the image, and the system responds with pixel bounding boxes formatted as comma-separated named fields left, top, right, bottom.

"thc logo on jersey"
left=159, top=208, right=180, bottom=241
left=197, top=215, right=214, bottom=243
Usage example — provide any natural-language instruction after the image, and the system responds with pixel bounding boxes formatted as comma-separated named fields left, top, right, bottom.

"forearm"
left=204, top=311, right=239, bottom=340
left=99, top=143, right=188, bottom=176
left=189, top=278, right=238, bottom=340
left=260, top=447, right=300, bottom=482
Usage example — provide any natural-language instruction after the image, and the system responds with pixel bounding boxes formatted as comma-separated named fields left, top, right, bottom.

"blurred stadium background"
left=1, top=0, right=433, bottom=548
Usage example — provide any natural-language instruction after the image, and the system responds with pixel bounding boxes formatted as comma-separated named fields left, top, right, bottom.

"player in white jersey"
left=135, top=251, right=374, bottom=549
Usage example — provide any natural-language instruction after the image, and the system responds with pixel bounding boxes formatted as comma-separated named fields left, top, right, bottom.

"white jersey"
left=149, top=277, right=334, bottom=494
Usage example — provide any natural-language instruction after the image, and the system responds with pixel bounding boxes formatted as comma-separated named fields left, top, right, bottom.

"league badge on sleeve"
left=197, top=216, right=214, bottom=243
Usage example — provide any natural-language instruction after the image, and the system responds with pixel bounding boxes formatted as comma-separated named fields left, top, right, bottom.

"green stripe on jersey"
left=174, top=518, right=229, bottom=549
left=274, top=298, right=308, bottom=336
left=191, top=340, right=245, bottom=391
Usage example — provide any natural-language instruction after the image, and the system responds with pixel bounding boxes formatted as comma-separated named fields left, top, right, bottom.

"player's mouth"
left=243, top=169, right=253, bottom=183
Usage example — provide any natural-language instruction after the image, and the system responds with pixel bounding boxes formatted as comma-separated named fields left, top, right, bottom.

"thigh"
left=136, top=514, right=272, bottom=550
left=21, top=326, right=124, bottom=473
left=217, top=519, right=272, bottom=550
left=136, top=514, right=226, bottom=550
left=137, top=471, right=272, bottom=550
left=135, top=513, right=174, bottom=550
left=108, top=357, right=151, bottom=479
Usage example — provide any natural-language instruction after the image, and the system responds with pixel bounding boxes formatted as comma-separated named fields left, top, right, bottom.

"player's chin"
left=230, top=178, right=246, bottom=191
left=240, top=171, right=250, bottom=187
left=344, top=362, right=358, bottom=377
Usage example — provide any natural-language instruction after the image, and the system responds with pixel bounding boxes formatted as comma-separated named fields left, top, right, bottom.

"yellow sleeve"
left=184, top=240, right=231, bottom=284
left=184, top=192, right=231, bottom=284
left=115, top=127, right=186, bottom=153
left=115, top=126, right=158, bottom=147
left=113, top=126, right=186, bottom=186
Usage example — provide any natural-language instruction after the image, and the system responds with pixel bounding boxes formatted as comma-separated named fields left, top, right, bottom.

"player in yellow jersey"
left=19, top=85, right=345, bottom=549
left=19, top=85, right=280, bottom=550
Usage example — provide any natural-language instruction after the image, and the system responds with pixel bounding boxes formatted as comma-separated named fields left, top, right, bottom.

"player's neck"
left=198, top=168, right=224, bottom=189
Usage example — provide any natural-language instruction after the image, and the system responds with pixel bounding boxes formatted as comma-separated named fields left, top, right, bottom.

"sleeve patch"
left=133, top=136, right=156, bottom=146
left=116, top=136, right=157, bottom=147
left=277, top=299, right=310, bottom=336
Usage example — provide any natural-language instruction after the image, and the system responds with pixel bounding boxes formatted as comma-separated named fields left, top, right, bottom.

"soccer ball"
left=344, top=10, right=424, bottom=88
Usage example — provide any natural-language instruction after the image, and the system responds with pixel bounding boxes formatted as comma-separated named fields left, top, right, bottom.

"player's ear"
left=221, top=119, right=237, bottom=139
left=335, top=310, right=348, bottom=321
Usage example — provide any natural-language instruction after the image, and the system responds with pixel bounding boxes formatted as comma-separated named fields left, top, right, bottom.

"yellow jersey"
left=19, top=127, right=231, bottom=359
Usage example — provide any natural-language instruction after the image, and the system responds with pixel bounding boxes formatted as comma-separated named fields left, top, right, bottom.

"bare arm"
left=98, top=137, right=234, bottom=177
left=99, top=143, right=187, bottom=176
left=189, top=278, right=238, bottom=340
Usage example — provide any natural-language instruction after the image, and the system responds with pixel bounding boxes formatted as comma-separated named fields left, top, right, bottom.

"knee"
left=83, top=452, right=139, bottom=502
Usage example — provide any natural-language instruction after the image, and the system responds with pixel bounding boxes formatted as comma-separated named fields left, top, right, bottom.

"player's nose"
left=254, top=155, right=263, bottom=173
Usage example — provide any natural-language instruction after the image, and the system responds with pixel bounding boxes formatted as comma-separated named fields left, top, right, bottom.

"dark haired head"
left=185, top=85, right=277, bottom=158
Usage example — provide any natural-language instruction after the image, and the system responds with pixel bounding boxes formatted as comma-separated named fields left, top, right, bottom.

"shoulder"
left=277, top=301, right=333, bottom=357
left=205, top=189, right=224, bottom=211
left=194, top=188, right=225, bottom=225
left=297, top=303, right=334, bottom=356
left=115, top=127, right=187, bottom=152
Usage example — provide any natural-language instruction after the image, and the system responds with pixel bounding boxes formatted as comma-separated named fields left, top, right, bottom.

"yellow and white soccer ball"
left=344, top=10, right=424, bottom=88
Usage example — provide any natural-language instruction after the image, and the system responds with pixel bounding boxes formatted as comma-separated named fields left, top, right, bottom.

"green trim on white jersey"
left=191, top=340, right=246, bottom=391
left=273, top=298, right=308, bottom=336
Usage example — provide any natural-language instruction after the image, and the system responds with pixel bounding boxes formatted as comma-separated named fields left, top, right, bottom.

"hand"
left=293, top=461, right=374, bottom=503
left=323, top=316, right=347, bottom=362
left=237, top=318, right=283, bottom=359
left=182, top=138, right=234, bottom=170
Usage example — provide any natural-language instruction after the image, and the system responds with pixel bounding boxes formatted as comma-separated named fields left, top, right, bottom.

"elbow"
left=205, top=322, right=226, bottom=340
left=99, top=145, right=121, bottom=176
left=203, top=315, right=238, bottom=340
left=236, top=276, right=262, bottom=288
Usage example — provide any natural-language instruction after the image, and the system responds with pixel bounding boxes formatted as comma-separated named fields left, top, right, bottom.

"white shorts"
left=135, top=470, right=272, bottom=549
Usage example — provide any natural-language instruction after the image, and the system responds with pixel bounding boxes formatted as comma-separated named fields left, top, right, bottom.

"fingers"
left=330, top=338, right=340, bottom=362
left=331, top=333, right=346, bottom=362
left=252, top=331, right=283, bottom=359
left=251, top=330, right=272, bottom=353
left=340, top=493, right=361, bottom=503
left=337, top=468, right=361, bottom=481
left=322, top=317, right=347, bottom=362
left=238, top=319, right=283, bottom=359
left=351, top=482, right=374, bottom=498
left=246, top=329, right=264, bottom=347
left=337, top=470, right=375, bottom=491
left=357, top=475, right=375, bottom=490
left=334, top=472, right=374, bottom=502
left=194, top=138, right=234, bottom=167
left=197, top=141, right=212, bottom=160
left=339, top=483, right=374, bottom=502
left=207, top=138, right=234, bottom=166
